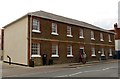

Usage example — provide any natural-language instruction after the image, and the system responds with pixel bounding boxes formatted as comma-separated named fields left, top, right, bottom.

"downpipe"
left=7, top=55, right=11, bottom=65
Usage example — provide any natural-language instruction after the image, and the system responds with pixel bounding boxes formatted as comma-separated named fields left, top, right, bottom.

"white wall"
left=115, top=40, right=120, bottom=51
left=4, top=16, right=28, bottom=65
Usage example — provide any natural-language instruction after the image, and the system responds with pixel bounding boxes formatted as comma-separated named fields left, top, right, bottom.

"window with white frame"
left=108, top=34, right=112, bottom=42
left=100, top=33, right=104, bottom=41
left=67, top=26, right=72, bottom=37
left=109, top=48, right=112, bottom=56
left=91, top=47, right=96, bottom=56
left=52, top=44, right=59, bottom=57
left=101, top=48, right=105, bottom=56
left=31, top=43, right=40, bottom=57
left=32, top=19, right=40, bottom=32
left=79, top=28, right=84, bottom=38
left=67, top=45, right=73, bottom=57
left=51, top=23, right=58, bottom=35
left=91, top=31, right=95, bottom=40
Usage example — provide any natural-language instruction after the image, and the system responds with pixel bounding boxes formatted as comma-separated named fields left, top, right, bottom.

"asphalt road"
left=9, top=62, right=118, bottom=77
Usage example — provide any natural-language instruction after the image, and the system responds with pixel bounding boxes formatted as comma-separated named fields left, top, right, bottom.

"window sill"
left=109, top=54, right=112, bottom=56
left=51, top=32, right=59, bottom=35
left=100, top=39, right=104, bottom=41
left=67, top=55, right=73, bottom=57
left=67, top=35, right=73, bottom=37
left=51, top=55, right=59, bottom=57
left=91, top=54, right=96, bottom=56
left=32, top=30, right=41, bottom=33
left=101, top=54, right=105, bottom=56
left=31, top=55, right=41, bottom=57
left=91, top=38, right=95, bottom=40
left=79, top=36, right=84, bottom=39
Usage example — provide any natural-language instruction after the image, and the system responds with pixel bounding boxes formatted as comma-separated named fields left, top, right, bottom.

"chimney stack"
left=114, top=23, right=118, bottom=29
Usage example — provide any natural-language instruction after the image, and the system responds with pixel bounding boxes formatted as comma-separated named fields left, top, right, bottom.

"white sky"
left=0, top=0, right=119, bottom=29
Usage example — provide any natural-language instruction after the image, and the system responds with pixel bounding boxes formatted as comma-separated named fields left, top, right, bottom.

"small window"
left=91, top=31, right=95, bottom=40
left=67, top=26, right=73, bottom=37
left=31, top=43, right=40, bottom=57
left=109, top=48, right=112, bottom=56
left=51, top=23, right=58, bottom=35
left=79, top=28, right=84, bottom=38
left=52, top=44, right=59, bottom=57
left=108, top=34, right=112, bottom=42
left=100, top=33, right=104, bottom=41
left=67, top=45, right=73, bottom=57
left=91, top=47, right=96, bottom=56
left=101, top=48, right=105, bottom=56
left=32, top=19, right=40, bottom=32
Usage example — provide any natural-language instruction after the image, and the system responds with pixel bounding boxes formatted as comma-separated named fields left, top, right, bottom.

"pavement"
left=2, top=59, right=119, bottom=77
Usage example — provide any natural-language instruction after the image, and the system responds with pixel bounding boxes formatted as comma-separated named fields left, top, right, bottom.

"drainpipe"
left=30, top=13, right=32, bottom=58
left=7, top=55, right=11, bottom=65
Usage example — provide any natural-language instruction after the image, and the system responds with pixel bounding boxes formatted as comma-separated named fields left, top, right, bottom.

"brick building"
left=110, top=23, right=120, bottom=54
left=3, top=11, right=115, bottom=66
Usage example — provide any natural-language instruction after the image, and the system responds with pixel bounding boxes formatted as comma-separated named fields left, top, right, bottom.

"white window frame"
left=51, top=44, right=59, bottom=57
left=67, top=45, right=73, bottom=57
left=108, top=34, right=112, bottom=42
left=91, top=31, right=95, bottom=40
left=109, top=48, right=112, bottom=56
left=91, top=47, right=96, bottom=56
left=32, top=19, right=41, bottom=33
left=31, top=43, right=41, bottom=57
left=67, top=26, right=73, bottom=37
left=51, top=23, right=58, bottom=35
left=100, top=33, right=104, bottom=41
left=79, top=28, right=84, bottom=38
left=101, top=48, right=105, bottom=56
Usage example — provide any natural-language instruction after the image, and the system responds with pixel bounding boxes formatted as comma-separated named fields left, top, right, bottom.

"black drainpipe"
left=7, top=55, right=11, bottom=65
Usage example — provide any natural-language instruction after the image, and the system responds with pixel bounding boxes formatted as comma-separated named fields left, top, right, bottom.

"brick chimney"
left=114, top=23, right=118, bottom=29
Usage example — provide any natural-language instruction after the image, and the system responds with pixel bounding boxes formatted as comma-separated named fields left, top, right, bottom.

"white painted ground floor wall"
left=115, top=40, right=120, bottom=51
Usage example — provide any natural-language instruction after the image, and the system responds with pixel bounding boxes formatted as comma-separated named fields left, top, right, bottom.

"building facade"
left=110, top=23, right=120, bottom=54
left=3, top=11, right=115, bottom=66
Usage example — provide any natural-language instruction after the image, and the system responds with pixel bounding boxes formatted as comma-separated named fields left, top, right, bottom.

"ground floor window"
left=91, top=47, right=96, bottom=56
left=51, top=44, right=59, bottom=57
left=101, top=48, right=105, bottom=56
left=31, top=43, right=40, bottom=57
left=109, top=48, right=112, bottom=56
left=67, top=45, right=73, bottom=57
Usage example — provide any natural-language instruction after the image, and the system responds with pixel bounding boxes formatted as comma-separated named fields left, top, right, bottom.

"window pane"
left=52, top=44, right=58, bottom=55
left=91, top=31, right=94, bottom=38
left=67, top=46, right=72, bottom=55
left=31, top=43, right=40, bottom=55
left=52, top=23, right=57, bottom=33
left=80, top=28, right=83, bottom=37
left=33, top=19, right=40, bottom=31
left=91, top=47, right=95, bottom=55
left=67, top=26, right=71, bottom=35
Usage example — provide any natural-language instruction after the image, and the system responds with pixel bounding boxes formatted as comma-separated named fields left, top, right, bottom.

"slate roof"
left=4, top=10, right=114, bottom=34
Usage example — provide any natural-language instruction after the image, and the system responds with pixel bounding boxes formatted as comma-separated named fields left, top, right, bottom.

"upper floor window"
left=51, top=44, right=59, bottom=57
left=51, top=23, right=58, bottom=35
left=100, top=33, right=104, bottom=41
left=101, top=48, right=105, bottom=56
left=79, top=28, right=84, bottom=38
left=31, top=43, right=41, bottom=57
left=32, top=19, right=40, bottom=33
left=67, top=45, right=73, bottom=57
left=91, top=31, right=95, bottom=40
left=108, top=34, right=112, bottom=42
left=67, top=26, right=73, bottom=37
left=91, top=47, right=96, bottom=56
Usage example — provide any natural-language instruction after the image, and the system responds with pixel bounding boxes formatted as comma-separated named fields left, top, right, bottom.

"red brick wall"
left=28, top=15, right=115, bottom=65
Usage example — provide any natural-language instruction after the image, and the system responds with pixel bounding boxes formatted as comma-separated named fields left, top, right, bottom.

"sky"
left=0, top=0, right=119, bottom=30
